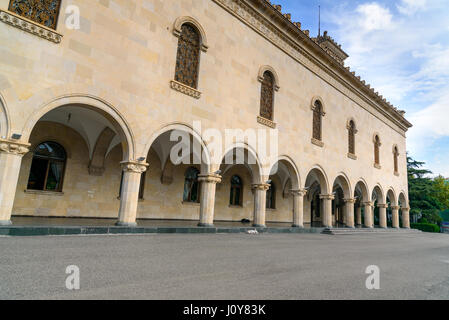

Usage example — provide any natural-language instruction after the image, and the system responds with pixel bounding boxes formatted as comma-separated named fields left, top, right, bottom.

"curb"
left=0, top=226, right=326, bottom=237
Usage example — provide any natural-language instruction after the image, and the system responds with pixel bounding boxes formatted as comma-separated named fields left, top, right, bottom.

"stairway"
left=322, top=227, right=422, bottom=235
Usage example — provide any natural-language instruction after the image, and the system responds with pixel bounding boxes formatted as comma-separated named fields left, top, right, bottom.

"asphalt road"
left=0, top=232, right=448, bottom=300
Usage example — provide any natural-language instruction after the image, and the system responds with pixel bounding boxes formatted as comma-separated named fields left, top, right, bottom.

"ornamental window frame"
left=8, top=0, right=62, bottom=30
left=393, top=145, right=400, bottom=176
left=373, top=134, right=382, bottom=169
left=170, top=16, right=208, bottom=99
left=257, top=66, right=279, bottom=128
left=311, top=97, right=326, bottom=147
left=347, top=118, right=358, bottom=159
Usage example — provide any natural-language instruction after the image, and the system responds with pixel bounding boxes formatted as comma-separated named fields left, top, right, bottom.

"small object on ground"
left=246, top=229, right=259, bottom=235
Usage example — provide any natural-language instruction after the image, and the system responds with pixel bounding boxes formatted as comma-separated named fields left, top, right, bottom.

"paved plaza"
left=0, top=232, right=448, bottom=300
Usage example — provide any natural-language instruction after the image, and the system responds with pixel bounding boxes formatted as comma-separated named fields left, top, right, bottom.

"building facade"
left=0, top=0, right=412, bottom=228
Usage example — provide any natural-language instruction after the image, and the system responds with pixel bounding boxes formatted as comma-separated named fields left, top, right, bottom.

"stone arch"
left=398, top=192, right=408, bottom=208
left=372, top=184, right=385, bottom=204
left=258, top=65, right=280, bottom=91
left=310, top=96, right=326, bottom=115
left=173, top=16, right=208, bottom=52
left=143, top=122, right=212, bottom=174
left=305, top=165, right=330, bottom=194
left=21, top=94, right=135, bottom=162
left=332, top=173, right=352, bottom=199
left=386, top=188, right=398, bottom=206
left=0, top=92, right=10, bottom=139
left=354, top=179, right=370, bottom=203
left=268, top=155, right=300, bottom=190
left=219, top=142, right=263, bottom=185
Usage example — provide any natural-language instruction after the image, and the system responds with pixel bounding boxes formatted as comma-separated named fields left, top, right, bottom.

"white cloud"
left=398, top=0, right=427, bottom=15
left=356, top=3, right=393, bottom=32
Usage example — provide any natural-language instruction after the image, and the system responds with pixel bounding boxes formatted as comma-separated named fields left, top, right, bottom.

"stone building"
left=0, top=0, right=412, bottom=229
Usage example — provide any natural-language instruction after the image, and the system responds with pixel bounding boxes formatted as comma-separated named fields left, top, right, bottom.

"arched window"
left=348, top=120, right=356, bottom=155
left=393, top=146, right=399, bottom=174
left=183, top=167, right=200, bottom=203
left=374, top=135, right=381, bottom=166
left=230, top=175, right=243, bottom=206
left=312, top=100, right=323, bottom=141
left=8, top=0, right=62, bottom=30
left=266, top=182, right=276, bottom=209
left=260, top=71, right=275, bottom=121
left=174, top=23, right=201, bottom=89
left=27, top=141, right=66, bottom=192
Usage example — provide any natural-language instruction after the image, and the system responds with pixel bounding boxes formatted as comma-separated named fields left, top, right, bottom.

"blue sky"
left=277, top=0, right=449, bottom=176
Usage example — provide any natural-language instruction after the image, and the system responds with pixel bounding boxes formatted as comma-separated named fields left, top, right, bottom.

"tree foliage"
left=407, top=156, right=447, bottom=224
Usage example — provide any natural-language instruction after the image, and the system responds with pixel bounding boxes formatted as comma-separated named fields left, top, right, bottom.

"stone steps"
left=322, top=227, right=422, bottom=235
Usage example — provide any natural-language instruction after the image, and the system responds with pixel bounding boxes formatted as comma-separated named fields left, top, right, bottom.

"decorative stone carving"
left=320, top=194, right=335, bottom=201
left=257, top=116, right=276, bottom=129
left=198, top=174, right=222, bottom=184
left=0, top=139, right=30, bottom=156
left=170, top=80, right=202, bottom=99
left=0, top=9, right=62, bottom=43
left=121, top=161, right=149, bottom=173
left=290, top=189, right=307, bottom=197
left=343, top=198, right=356, bottom=204
left=252, top=183, right=270, bottom=191
left=311, top=138, right=324, bottom=148
left=347, top=153, right=357, bottom=160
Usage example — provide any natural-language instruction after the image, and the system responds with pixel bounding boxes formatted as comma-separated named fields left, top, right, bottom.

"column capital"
left=121, top=161, right=149, bottom=173
left=320, top=194, right=335, bottom=200
left=401, top=207, right=410, bottom=212
left=363, top=201, right=374, bottom=207
left=343, top=198, right=356, bottom=204
left=377, top=203, right=388, bottom=209
left=252, top=183, right=270, bottom=191
left=0, top=139, right=30, bottom=156
left=391, top=205, right=400, bottom=210
left=290, top=189, right=307, bottom=196
left=198, top=173, right=222, bottom=184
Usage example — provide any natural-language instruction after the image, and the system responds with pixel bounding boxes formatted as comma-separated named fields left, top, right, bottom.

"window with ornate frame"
left=27, top=141, right=66, bottom=192
left=259, top=71, right=275, bottom=121
left=393, top=146, right=399, bottom=175
left=183, top=167, right=200, bottom=203
left=266, top=182, right=276, bottom=210
left=374, top=135, right=381, bottom=167
left=311, top=99, right=325, bottom=145
left=230, top=175, right=243, bottom=206
left=347, top=119, right=358, bottom=158
left=174, top=23, right=201, bottom=90
left=8, top=0, right=62, bottom=30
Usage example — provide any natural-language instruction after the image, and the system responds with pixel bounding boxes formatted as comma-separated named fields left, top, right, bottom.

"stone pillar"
left=198, top=173, right=222, bottom=227
left=117, top=161, right=148, bottom=227
left=363, top=202, right=374, bottom=228
left=252, top=183, right=270, bottom=227
left=320, top=194, right=335, bottom=228
left=401, top=207, right=411, bottom=229
left=0, top=140, right=30, bottom=225
left=291, top=189, right=307, bottom=228
left=356, top=204, right=362, bottom=226
left=344, top=198, right=356, bottom=228
left=391, top=205, right=400, bottom=229
left=378, top=204, right=388, bottom=229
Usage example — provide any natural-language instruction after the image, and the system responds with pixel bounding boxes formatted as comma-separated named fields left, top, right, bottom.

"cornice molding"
left=211, top=0, right=412, bottom=135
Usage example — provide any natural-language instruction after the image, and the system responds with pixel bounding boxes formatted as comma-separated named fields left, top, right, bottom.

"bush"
left=411, top=223, right=440, bottom=233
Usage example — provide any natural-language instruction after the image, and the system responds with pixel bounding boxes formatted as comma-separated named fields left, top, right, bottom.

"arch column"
left=344, top=198, right=356, bottom=228
left=391, top=205, right=400, bottom=229
left=363, top=201, right=374, bottom=228
left=355, top=204, right=362, bottom=226
left=378, top=204, right=388, bottom=229
left=198, top=174, right=222, bottom=227
left=320, top=194, right=335, bottom=228
left=401, top=207, right=410, bottom=229
left=291, top=189, right=307, bottom=228
left=0, top=139, right=30, bottom=225
left=117, top=161, right=148, bottom=227
left=252, top=183, right=270, bottom=227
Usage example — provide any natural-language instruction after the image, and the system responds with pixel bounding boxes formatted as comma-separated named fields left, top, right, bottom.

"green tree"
left=407, top=156, right=444, bottom=224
